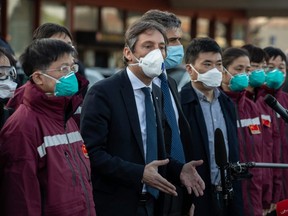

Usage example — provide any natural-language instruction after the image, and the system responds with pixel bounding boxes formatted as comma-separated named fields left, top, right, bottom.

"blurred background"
left=1, top=0, right=288, bottom=86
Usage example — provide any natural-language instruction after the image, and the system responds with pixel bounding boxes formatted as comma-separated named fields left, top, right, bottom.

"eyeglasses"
left=43, top=63, right=79, bottom=74
left=0, top=66, right=17, bottom=80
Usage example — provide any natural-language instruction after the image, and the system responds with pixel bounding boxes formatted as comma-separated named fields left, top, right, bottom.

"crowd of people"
left=0, top=8, right=288, bottom=216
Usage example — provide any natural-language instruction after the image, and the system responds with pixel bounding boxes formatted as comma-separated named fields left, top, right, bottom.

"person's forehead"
left=166, top=27, right=182, bottom=39
left=50, top=33, right=72, bottom=44
left=137, top=29, right=165, bottom=44
left=269, top=55, right=286, bottom=64
left=230, top=56, right=250, bottom=65
left=0, top=55, right=10, bottom=66
left=197, top=52, right=222, bottom=62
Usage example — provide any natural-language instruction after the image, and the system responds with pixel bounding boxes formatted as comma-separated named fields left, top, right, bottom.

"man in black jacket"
left=80, top=20, right=205, bottom=216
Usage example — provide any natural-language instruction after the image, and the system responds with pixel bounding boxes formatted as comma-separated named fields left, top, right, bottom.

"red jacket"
left=258, top=86, right=288, bottom=200
left=225, top=90, right=263, bottom=216
left=0, top=80, right=95, bottom=216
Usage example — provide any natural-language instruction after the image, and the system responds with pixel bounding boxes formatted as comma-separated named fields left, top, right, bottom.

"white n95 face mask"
left=129, top=49, right=164, bottom=78
left=0, top=79, right=18, bottom=99
left=190, top=64, right=222, bottom=88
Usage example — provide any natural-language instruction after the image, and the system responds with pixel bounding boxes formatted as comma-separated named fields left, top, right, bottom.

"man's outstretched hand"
left=180, top=160, right=205, bottom=197
left=142, top=159, right=178, bottom=196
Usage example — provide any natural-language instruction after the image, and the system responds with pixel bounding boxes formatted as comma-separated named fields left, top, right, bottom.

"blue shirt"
left=194, top=87, right=229, bottom=185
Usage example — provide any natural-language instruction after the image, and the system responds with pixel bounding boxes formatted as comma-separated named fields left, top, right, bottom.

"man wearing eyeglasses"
left=0, top=38, right=95, bottom=216
left=0, top=47, right=17, bottom=129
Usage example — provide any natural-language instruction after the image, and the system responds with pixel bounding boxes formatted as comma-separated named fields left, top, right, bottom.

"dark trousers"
left=137, top=193, right=155, bottom=216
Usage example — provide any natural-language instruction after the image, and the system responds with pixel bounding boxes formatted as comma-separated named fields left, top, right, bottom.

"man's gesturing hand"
left=180, top=160, right=205, bottom=197
left=142, top=159, right=177, bottom=196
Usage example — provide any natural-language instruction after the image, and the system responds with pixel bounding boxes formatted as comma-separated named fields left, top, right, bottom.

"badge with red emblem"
left=82, top=144, right=89, bottom=158
left=248, top=124, right=261, bottom=134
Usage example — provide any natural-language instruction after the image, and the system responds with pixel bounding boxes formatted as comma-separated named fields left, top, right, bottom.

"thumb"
left=151, top=158, right=170, bottom=167
left=190, top=160, right=204, bottom=167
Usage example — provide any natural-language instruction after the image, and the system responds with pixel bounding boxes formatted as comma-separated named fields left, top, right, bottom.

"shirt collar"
left=193, top=87, right=221, bottom=102
left=126, top=67, right=152, bottom=90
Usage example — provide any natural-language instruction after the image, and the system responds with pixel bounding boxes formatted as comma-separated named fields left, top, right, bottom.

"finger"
left=189, top=204, right=195, bottom=216
left=198, top=178, right=206, bottom=190
left=150, top=159, right=169, bottom=167
left=153, top=175, right=177, bottom=196
left=186, top=186, right=192, bottom=194
left=190, top=160, right=204, bottom=167
left=192, top=185, right=200, bottom=197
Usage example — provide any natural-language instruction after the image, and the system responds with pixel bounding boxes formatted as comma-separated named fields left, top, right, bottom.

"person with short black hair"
left=181, top=37, right=244, bottom=216
left=0, top=39, right=95, bottom=216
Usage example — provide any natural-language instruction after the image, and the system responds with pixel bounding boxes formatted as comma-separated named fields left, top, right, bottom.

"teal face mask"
left=265, top=69, right=285, bottom=90
left=164, top=45, right=184, bottom=69
left=249, top=69, right=266, bottom=87
left=229, top=73, right=249, bottom=92
left=42, top=72, right=79, bottom=96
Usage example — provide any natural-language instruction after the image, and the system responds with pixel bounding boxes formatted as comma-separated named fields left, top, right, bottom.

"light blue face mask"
left=249, top=69, right=266, bottom=87
left=265, top=69, right=285, bottom=90
left=164, top=45, right=184, bottom=69
left=229, top=73, right=249, bottom=92
left=42, top=72, right=79, bottom=96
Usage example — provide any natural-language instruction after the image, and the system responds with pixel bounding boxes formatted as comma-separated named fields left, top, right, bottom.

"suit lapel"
left=189, top=87, right=211, bottom=164
left=120, top=71, right=145, bottom=160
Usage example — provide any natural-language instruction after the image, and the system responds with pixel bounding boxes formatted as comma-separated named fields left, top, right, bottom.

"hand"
left=142, top=159, right=177, bottom=196
left=180, top=160, right=205, bottom=197
left=189, top=203, right=195, bottom=216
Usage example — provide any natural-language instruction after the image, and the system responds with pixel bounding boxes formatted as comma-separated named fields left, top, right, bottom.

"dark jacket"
left=80, top=69, right=183, bottom=216
left=156, top=76, right=194, bottom=216
left=180, top=83, right=243, bottom=216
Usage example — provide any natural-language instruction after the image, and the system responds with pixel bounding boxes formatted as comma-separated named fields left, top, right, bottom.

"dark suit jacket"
left=180, top=83, right=243, bottom=216
left=157, top=76, right=194, bottom=216
left=80, top=69, right=183, bottom=216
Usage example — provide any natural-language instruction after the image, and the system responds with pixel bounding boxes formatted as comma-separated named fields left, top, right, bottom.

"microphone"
left=214, top=128, right=228, bottom=167
left=276, top=199, right=288, bottom=216
left=214, top=128, right=233, bottom=207
left=264, top=94, right=288, bottom=123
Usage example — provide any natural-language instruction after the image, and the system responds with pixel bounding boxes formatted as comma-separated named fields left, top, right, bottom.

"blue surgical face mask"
left=265, top=69, right=285, bottom=90
left=164, top=45, right=184, bottom=69
left=42, top=72, right=79, bottom=96
left=248, top=69, right=266, bottom=87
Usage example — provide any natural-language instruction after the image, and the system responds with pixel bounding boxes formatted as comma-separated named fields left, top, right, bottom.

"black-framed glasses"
left=43, top=63, right=79, bottom=74
left=0, top=66, right=17, bottom=80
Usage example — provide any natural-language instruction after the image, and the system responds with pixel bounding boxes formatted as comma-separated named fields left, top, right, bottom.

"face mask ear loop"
left=41, top=72, right=60, bottom=83
left=127, top=46, right=140, bottom=66
left=189, top=64, right=199, bottom=83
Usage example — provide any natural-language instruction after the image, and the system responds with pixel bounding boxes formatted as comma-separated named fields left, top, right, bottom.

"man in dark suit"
left=141, top=9, right=196, bottom=215
left=80, top=20, right=205, bottom=216
left=180, top=37, right=244, bottom=216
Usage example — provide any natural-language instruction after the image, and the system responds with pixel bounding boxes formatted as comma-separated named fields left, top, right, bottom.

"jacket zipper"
left=64, top=151, right=76, bottom=186
left=65, top=126, right=91, bottom=216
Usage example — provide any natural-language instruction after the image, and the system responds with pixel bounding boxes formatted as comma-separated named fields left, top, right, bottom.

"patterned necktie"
left=141, top=87, right=159, bottom=198
left=158, top=73, right=185, bottom=163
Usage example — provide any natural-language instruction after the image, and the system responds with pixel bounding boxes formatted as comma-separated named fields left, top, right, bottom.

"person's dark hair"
left=242, top=44, right=269, bottom=63
left=32, top=23, right=73, bottom=41
left=222, top=47, right=249, bottom=68
left=123, top=20, right=168, bottom=66
left=141, top=9, right=181, bottom=31
left=185, top=37, right=222, bottom=64
left=20, top=38, right=76, bottom=76
left=0, top=47, right=16, bottom=67
left=264, top=46, right=287, bottom=64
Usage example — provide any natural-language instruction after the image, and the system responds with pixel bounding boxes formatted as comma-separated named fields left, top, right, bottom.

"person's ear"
left=123, top=47, right=133, bottom=62
left=31, top=71, right=44, bottom=85
left=186, top=64, right=193, bottom=75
